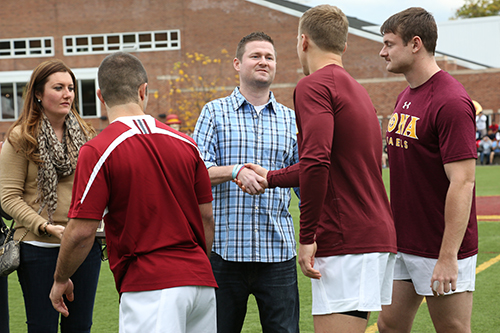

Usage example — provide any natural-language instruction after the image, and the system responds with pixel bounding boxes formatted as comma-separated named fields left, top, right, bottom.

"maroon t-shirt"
left=269, top=64, right=396, bottom=257
left=386, top=70, right=478, bottom=259
left=69, top=116, right=217, bottom=293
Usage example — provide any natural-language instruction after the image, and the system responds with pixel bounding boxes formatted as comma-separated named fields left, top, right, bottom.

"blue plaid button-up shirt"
left=193, top=87, right=299, bottom=262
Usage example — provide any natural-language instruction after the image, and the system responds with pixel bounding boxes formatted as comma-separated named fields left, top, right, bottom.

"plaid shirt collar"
left=229, top=87, right=278, bottom=114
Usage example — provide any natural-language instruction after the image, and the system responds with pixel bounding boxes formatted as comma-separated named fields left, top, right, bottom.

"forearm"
left=53, top=219, right=99, bottom=282
left=199, top=202, right=214, bottom=255
left=299, top=160, right=329, bottom=244
left=207, top=165, right=235, bottom=186
left=440, top=159, right=476, bottom=260
left=204, top=219, right=214, bottom=255
left=440, top=180, right=474, bottom=259
left=267, top=163, right=300, bottom=188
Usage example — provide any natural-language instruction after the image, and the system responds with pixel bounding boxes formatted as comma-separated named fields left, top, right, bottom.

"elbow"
left=203, top=215, right=215, bottom=230
left=465, top=179, right=475, bottom=194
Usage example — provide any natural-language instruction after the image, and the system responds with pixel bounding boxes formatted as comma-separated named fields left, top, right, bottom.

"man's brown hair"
left=380, top=7, right=438, bottom=55
left=235, top=32, right=275, bottom=60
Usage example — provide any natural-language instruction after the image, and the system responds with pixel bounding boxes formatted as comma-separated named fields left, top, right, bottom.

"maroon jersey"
left=270, top=64, right=396, bottom=257
left=386, top=70, right=478, bottom=259
left=69, top=116, right=217, bottom=293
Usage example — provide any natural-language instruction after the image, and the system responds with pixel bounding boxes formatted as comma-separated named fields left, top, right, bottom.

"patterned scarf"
left=36, top=112, right=88, bottom=222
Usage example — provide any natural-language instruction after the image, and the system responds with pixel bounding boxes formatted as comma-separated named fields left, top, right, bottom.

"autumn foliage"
left=454, top=0, right=500, bottom=19
left=165, top=49, right=238, bottom=132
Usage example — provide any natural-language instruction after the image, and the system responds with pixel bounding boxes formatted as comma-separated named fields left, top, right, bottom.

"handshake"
left=232, top=163, right=269, bottom=195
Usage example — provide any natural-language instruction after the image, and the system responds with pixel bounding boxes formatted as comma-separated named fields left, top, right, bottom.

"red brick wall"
left=0, top=0, right=498, bottom=139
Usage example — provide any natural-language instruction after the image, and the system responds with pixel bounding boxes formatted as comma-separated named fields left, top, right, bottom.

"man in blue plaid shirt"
left=193, top=32, right=299, bottom=333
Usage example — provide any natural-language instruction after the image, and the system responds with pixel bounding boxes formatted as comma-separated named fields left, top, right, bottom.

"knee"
left=377, top=316, right=390, bottom=333
left=433, top=318, right=471, bottom=333
left=377, top=315, right=411, bottom=333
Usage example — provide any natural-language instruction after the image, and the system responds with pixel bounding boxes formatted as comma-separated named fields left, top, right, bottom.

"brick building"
left=0, top=0, right=498, bottom=138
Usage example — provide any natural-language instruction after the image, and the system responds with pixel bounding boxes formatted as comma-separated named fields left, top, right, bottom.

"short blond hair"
left=299, top=5, right=348, bottom=54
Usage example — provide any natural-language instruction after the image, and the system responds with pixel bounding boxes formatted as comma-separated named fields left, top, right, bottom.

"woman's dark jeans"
left=17, top=240, right=101, bottom=333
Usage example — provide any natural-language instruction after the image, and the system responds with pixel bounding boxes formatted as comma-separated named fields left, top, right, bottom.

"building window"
left=63, top=30, right=181, bottom=55
left=0, top=68, right=100, bottom=121
left=0, top=37, right=54, bottom=59
left=79, top=80, right=97, bottom=117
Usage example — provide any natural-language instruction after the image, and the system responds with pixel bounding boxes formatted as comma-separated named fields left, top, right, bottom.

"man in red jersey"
left=377, top=8, right=477, bottom=333
left=242, top=5, right=397, bottom=332
left=49, top=52, right=217, bottom=333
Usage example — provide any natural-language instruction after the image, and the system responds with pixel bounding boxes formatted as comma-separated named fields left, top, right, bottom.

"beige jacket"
left=0, top=126, right=74, bottom=243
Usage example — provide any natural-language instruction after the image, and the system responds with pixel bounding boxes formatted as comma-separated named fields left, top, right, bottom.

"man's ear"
left=411, top=36, right=423, bottom=53
left=300, top=34, right=309, bottom=52
left=233, top=57, right=241, bottom=72
left=96, top=89, right=105, bottom=105
left=96, top=89, right=108, bottom=109
left=138, top=83, right=148, bottom=101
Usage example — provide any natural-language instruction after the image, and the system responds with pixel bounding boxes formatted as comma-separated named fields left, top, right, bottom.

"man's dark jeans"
left=210, top=253, right=300, bottom=333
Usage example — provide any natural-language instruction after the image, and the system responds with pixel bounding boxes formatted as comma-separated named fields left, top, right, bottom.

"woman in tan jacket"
left=0, top=60, right=101, bottom=333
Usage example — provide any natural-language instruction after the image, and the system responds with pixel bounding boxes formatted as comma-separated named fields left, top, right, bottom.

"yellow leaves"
left=165, top=48, right=236, bottom=131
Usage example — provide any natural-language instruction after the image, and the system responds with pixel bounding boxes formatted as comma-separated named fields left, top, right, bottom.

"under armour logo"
left=402, top=101, right=411, bottom=109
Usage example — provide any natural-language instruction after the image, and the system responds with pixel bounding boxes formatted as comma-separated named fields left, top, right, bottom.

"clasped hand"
left=232, top=163, right=268, bottom=195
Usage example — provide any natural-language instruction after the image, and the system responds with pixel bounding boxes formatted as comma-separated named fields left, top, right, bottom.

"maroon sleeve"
left=295, top=78, right=334, bottom=245
left=436, top=95, right=477, bottom=164
left=267, top=163, right=300, bottom=188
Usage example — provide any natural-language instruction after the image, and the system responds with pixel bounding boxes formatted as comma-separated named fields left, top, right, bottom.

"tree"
left=164, top=50, right=238, bottom=132
left=454, top=0, right=500, bottom=19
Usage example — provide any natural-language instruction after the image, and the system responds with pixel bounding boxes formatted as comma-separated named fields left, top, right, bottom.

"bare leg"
left=377, top=281, right=423, bottom=333
left=426, top=291, right=473, bottom=333
left=313, top=313, right=368, bottom=333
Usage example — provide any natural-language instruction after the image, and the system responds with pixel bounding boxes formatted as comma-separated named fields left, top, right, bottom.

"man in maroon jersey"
left=242, top=5, right=397, bottom=332
left=49, top=52, right=217, bottom=333
left=377, top=8, right=477, bottom=333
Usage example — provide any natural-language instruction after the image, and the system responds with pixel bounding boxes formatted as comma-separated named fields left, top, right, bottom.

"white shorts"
left=393, top=252, right=477, bottom=296
left=119, top=286, right=216, bottom=333
left=311, top=252, right=396, bottom=315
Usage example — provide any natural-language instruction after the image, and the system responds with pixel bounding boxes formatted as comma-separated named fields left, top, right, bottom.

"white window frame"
left=63, top=30, right=181, bottom=56
left=0, top=68, right=100, bottom=121
left=73, top=68, right=101, bottom=119
left=0, top=37, right=54, bottom=59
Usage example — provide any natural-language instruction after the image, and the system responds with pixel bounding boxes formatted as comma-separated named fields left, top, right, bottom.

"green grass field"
left=7, top=166, right=500, bottom=332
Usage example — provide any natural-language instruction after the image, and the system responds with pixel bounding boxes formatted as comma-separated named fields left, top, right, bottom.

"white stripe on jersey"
left=80, top=115, right=201, bottom=204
